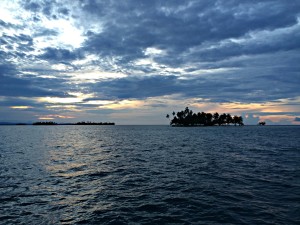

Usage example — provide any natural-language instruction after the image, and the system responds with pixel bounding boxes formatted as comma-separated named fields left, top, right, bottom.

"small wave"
left=0, top=125, right=299, bottom=224
left=89, top=171, right=111, bottom=178
left=136, top=203, right=167, bottom=213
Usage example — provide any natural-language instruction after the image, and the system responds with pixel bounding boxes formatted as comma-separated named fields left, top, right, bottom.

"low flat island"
left=31, top=121, right=115, bottom=125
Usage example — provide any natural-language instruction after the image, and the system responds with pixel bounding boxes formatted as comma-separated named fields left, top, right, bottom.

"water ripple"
left=0, top=125, right=299, bottom=224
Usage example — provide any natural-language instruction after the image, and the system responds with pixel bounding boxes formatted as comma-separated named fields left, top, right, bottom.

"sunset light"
left=0, top=0, right=299, bottom=125
left=1, top=2, right=299, bottom=225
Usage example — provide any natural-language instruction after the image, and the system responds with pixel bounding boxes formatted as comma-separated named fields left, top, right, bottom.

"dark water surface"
left=0, top=125, right=299, bottom=224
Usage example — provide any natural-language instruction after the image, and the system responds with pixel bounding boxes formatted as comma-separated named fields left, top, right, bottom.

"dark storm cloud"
left=81, top=0, right=300, bottom=65
left=0, top=64, right=67, bottom=98
left=89, top=75, right=234, bottom=101
left=1, top=33, right=34, bottom=51
left=0, top=64, right=16, bottom=76
left=0, top=19, right=20, bottom=29
left=22, top=0, right=70, bottom=19
left=23, top=0, right=41, bottom=12
left=0, top=19, right=7, bottom=27
left=22, top=72, right=70, bottom=91
left=1, top=0, right=299, bottom=124
left=0, top=96, right=44, bottom=108
left=188, top=29, right=300, bottom=63
left=92, top=75, right=181, bottom=99
left=39, top=47, right=85, bottom=62
left=78, top=0, right=300, bottom=107
left=1, top=33, right=34, bottom=63
left=90, top=66, right=300, bottom=103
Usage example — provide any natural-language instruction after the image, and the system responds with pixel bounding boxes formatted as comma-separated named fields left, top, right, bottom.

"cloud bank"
left=0, top=0, right=299, bottom=124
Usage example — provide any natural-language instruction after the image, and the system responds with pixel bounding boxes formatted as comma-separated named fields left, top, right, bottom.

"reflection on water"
left=0, top=125, right=300, bottom=224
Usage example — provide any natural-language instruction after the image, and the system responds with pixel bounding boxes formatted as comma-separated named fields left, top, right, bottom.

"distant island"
left=33, top=121, right=58, bottom=125
left=258, top=121, right=266, bottom=126
left=20, top=121, right=115, bottom=125
left=75, top=121, right=115, bottom=125
left=167, top=107, right=244, bottom=126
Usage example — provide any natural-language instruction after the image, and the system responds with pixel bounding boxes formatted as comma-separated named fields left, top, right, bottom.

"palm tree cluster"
left=167, top=107, right=244, bottom=126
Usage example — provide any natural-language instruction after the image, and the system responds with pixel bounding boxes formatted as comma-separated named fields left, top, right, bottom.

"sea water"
left=0, top=125, right=299, bottom=224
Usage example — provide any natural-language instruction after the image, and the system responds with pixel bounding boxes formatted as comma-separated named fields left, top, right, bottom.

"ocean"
left=0, top=125, right=299, bottom=224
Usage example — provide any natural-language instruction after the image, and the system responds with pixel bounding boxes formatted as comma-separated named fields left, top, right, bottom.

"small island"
left=33, top=121, right=58, bottom=125
left=258, top=121, right=266, bottom=126
left=167, top=107, right=244, bottom=126
left=76, top=121, right=115, bottom=125
left=32, top=121, right=115, bottom=125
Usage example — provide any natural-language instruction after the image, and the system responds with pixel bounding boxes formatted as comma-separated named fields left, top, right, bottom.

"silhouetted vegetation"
left=167, top=107, right=244, bottom=126
left=258, top=121, right=266, bottom=126
left=33, top=121, right=57, bottom=125
left=32, top=121, right=115, bottom=125
left=76, top=121, right=115, bottom=125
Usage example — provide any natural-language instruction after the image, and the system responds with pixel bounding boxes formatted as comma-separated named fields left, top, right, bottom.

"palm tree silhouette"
left=169, top=107, right=244, bottom=126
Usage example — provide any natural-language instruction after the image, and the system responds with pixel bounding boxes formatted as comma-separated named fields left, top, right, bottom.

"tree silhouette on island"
left=167, top=107, right=244, bottom=126
left=32, top=121, right=115, bottom=125
left=258, top=121, right=266, bottom=126
left=33, top=121, right=58, bottom=125
left=76, top=121, right=115, bottom=125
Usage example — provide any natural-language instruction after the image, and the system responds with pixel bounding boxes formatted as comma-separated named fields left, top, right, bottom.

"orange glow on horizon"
left=38, top=117, right=54, bottom=120
left=10, top=106, right=32, bottom=109
left=258, top=115, right=296, bottom=123
left=37, top=114, right=75, bottom=120
left=45, top=105, right=82, bottom=112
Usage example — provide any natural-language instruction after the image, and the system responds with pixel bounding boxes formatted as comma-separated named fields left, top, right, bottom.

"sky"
left=0, top=0, right=300, bottom=125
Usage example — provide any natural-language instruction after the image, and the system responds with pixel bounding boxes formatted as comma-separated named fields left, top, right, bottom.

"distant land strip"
left=0, top=121, right=115, bottom=125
